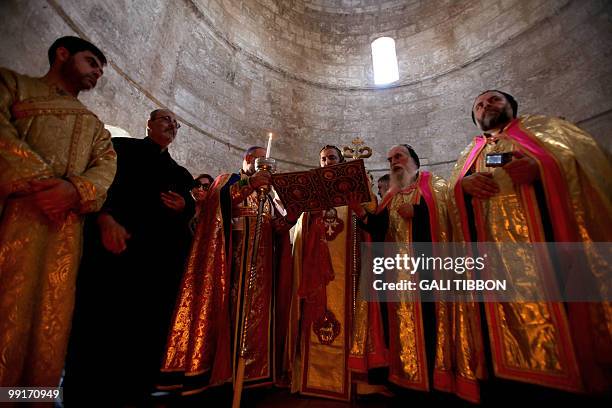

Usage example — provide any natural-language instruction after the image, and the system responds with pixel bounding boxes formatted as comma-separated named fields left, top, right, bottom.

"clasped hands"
left=16, top=178, right=80, bottom=224
left=461, top=151, right=539, bottom=199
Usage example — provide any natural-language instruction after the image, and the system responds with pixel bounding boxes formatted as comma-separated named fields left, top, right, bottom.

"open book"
left=271, top=159, right=371, bottom=213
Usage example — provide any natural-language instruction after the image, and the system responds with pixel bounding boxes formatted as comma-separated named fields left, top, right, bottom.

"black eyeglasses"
left=153, top=115, right=181, bottom=129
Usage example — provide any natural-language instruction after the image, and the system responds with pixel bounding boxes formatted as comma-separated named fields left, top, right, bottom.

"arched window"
left=104, top=124, right=131, bottom=138
left=371, top=37, right=399, bottom=85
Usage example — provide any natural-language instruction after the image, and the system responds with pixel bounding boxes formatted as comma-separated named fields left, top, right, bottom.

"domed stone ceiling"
left=0, top=0, right=610, bottom=178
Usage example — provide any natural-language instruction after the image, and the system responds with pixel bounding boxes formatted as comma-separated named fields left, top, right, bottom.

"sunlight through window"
left=371, top=37, right=399, bottom=85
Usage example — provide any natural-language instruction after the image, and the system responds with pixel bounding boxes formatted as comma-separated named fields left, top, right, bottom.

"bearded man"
left=289, top=145, right=378, bottom=401
left=158, top=146, right=296, bottom=397
left=0, top=36, right=116, bottom=388
left=348, top=145, right=452, bottom=402
left=445, top=90, right=612, bottom=403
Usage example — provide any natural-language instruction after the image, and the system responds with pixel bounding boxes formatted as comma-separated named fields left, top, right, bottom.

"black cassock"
left=64, top=137, right=195, bottom=406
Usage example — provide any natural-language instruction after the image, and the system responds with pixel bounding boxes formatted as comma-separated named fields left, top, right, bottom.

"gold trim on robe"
left=447, top=115, right=612, bottom=400
left=290, top=189, right=377, bottom=401
left=352, top=172, right=451, bottom=392
left=291, top=208, right=352, bottom=401
left=160, top=172, right=292, bottom=395
left=0, top=68, right=116, bottom=387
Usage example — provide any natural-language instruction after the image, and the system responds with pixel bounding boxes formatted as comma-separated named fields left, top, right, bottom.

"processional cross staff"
left=343, top=137, right=372, bottom=161
left=342, top=137, right=373, bottom=398
left=232, top=134, right=276, bottom=408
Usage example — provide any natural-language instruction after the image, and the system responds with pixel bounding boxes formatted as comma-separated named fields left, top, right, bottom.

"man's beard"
left=478, top=108, right=511, bottom=131
left=60, top=59, right=96, bottom=91
left=390, top=167, right=415, bottom=190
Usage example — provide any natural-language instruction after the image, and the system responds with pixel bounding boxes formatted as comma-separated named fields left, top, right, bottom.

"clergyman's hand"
left=461, top=172, right=499, bottom=199
left=29, top=178, right=79, bottom=221
left=97, top=213, right=131, bottom=254
left=161, top=191, right=186, bottom=212
left=347, top=191, right=366, bottom=219
left=285, top=203, right=302, bottom=224
left=249, top=171, right=272, bottom=190
left=396, top=203, right=414, bottom=220
left=503, top=151, right=540, bottom=185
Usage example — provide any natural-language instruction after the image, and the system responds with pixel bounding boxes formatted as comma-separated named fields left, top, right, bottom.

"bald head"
left=147, top=109, right=180, bottom=149
left=243, top=146, right=266, bottom=175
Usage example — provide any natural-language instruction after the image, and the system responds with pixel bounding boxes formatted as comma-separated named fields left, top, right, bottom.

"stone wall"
left=0, top=0, right=610, bottom=179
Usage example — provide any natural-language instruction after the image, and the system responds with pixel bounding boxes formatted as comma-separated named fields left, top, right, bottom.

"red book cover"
left=272, top=159, right=371, bottom=213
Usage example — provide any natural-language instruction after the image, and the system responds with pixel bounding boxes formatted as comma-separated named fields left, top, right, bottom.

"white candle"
left=266, top=132, right=273, bottom=158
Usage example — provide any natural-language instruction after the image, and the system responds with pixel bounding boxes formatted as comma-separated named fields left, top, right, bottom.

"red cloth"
left=298, top=214, right=335, bottom=335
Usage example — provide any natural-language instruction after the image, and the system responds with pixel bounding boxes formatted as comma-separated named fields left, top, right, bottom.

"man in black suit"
left=64, top=109, right=195, bottom=407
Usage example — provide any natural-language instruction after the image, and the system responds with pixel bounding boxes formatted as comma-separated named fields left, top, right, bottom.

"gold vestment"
left=290, top=192, right=377, bottom=401
left=350, top=171, right=453, bottom=393
left=0, top=68, right=117, bottom=386
left=447, top=115, right=612, bottom=401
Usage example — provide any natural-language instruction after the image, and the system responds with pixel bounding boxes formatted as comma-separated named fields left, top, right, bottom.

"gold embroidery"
left=322, top=208, right=344, bottom=241
left=313, top=309, right=341, bottom=345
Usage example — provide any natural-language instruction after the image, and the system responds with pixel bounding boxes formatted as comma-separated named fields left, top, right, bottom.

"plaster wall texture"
left=0, top=0, right=610, bottom=178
